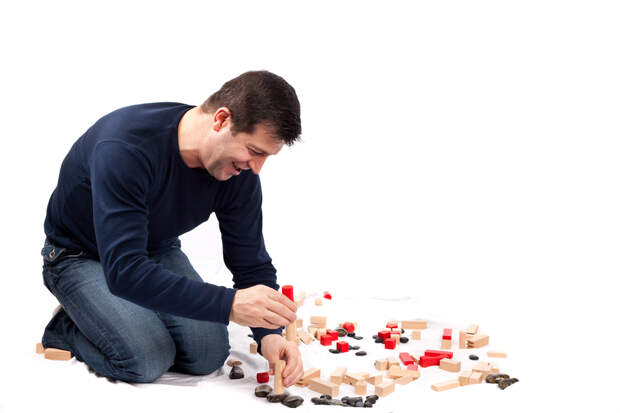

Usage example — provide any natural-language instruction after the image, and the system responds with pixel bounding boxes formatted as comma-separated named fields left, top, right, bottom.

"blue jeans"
left=40, top=238, right=231, bottom=383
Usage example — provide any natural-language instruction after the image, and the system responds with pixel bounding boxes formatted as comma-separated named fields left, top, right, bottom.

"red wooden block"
left=419, top=355, right=443, bottom=367
left=442, top=328, right=452, bottom=340
left=320, top=335, right=333, bottom=346
left=327, top=329, right=339, bottom=340
left=323, top=291, right=332, bottom=299
left=378, top=330, right=392, bottom=340
left=399, top=352, right=415, bottom=366
left=342, top=322, right=355, bottom=333
left=424, top=350, right=453, bottom=359
left=384, top=338, right=396, bottom=349
left=407, top=363, right=419, bottom=371
left=337, top=341, right=349, bottom=353
left=281, top=285, right=294, bottom=301
left=257, top=371, right=269, bottom=383
left=386, top=322, right=398, bottom=329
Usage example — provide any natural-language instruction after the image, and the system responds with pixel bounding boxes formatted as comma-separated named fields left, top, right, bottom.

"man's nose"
left=249, top=157, right=266, bottom=174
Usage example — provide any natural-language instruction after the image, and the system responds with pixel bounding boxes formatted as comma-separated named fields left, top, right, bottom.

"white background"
left=1, top=0, right=619, bottom=412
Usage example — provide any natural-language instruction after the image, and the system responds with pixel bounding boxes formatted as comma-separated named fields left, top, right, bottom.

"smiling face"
left=199, top=109, right=284, bottom=181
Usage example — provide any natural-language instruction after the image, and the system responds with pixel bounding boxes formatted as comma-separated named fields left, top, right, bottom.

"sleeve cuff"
left=251, top=326, right=283, bottom=356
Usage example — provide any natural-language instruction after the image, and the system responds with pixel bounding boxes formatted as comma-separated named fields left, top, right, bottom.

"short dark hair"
left=201, top=70, right=301, bottom=145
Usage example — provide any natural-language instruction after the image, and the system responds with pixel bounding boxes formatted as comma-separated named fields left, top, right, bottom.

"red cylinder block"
left=281, top=285, right=294, bottom=301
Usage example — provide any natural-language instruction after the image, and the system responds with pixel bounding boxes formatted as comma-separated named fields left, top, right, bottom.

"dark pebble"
left=364, top=401, right=374, bottom=407
left=327, top=399, right=344, bottom=406
left=366, top=395, right=379, bottom=402
left=347, top=332, right=356, bottom=337
left=267, top=390, right=290, bottom=402
left=320, top=395, right=332, bottom=400
left=486, top=374, right=510, bottom=384
left=498, top=378, right=519, bottom=390
left=329, top=348, right=341, bottom=354
left=336, top=328, right=348, bottom=337
left=349, top=345, right=360, bottom=350
left=401, top=328, right=405, bottom=333
left=469, top=354, right=479, bottom=360
left=354, top=336, right=363, bottom=340
left=282, top=395, right=304, bottom=408
left=373, top=335, right=378, bottom=339
left=311, top=397, right=329, bottom=405
left=248, top=333, right=254, bottom=338
left=355, top=401, right=364, bottom=407
left=355, top=351, right=367, bottom=356
left=374, top=338, right=384, bottom=344
left=229, top=365, right=244, bottom=379
left=255, top=384, right=273, bottom=397
left=399, top=337, right=409, bottom=343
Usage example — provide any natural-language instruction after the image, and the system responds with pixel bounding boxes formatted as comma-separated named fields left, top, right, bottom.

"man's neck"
left=177, top=107, right=206, bottom=169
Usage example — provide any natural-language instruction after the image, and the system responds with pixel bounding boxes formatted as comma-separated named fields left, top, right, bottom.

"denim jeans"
left=40, top=238, right=231, bottom=383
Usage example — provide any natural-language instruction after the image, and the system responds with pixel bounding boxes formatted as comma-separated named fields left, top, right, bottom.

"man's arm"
left=91, top=140, right=236, bottom=321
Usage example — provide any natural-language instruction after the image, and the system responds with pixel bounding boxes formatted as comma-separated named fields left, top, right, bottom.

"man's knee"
left=174, top=322, right=230, bottom=376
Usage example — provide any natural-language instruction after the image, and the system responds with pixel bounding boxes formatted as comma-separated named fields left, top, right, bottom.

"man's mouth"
left=232, top=161, right=242, bottom=174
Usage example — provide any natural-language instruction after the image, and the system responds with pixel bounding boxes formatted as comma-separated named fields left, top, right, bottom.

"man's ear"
left=213, top=107, right=232, bottom=132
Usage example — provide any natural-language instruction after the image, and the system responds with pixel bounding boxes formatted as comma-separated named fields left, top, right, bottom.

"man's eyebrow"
left=248, top=144, right=274, bottom=155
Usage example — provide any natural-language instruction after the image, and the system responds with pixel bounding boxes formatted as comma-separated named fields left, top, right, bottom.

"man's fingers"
left=266, top=300, right=296, bottom=325
left=262, top=312, right=288, bottom=329
left=268, top=289, right=298, bottom=313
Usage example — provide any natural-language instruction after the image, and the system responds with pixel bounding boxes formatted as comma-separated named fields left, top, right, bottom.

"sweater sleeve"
left=91, top=140, right=236, bottom=322
left=215, top=172, right=283, bottom=354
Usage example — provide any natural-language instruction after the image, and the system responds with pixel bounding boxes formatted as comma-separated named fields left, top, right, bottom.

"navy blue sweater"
left=44, top=102, right=282, bottom=351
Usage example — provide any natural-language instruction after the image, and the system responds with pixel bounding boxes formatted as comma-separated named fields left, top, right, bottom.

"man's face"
left=201, top=120, right=284, bottom=181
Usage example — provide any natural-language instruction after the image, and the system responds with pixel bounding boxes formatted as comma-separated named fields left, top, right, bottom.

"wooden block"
left=490, top=362, right=500, bottom=373
left=294, top=291, right=306, bottom=307
left=472, top=362, right=491, bottom=379
left=315, top=297, right=323, bottom=306
left=310, top=316, right=327, bottom=328
left=458, top=370, right=472, bottom=386
left=395, top=375, right=414, bottom=385
left=274, top=360, right=285, bottom=394
left=286, top=322, right=297, bottom=341
left=387, top=365, right=420, bottom=379
left=297, top=368, right=321, bottom=386
left=314, top=328, right=327, bottom=339
left=343, top=372, right=368, bottom=385
left=226, top=358, right=242, bottom=367
left=308, top=378, right=339, bottom=397
left=469, top=371, right=483, bottom=384
left=35, top=342, right=45, bottom=354
left=375, top=358, right=388, bottom=370
left=487, top=350, right=507, bottom=358
left=465, top=324, right=479, bottom=335
left=401, top=320, right=427, bottom=329
left=441, top=339, right=451, bottom=349
left=249, top=342, right=258, bottom=354
left=466, top=334, right=489, bottom=348
left=296, top=318, right=303, bottom=328
left=44, top=348, right=72, bottom=361
left=330, top=366, right=347, bottom=384
left=298, top=329, right=314, bottom=344
left=375, top=380, right=395, bottom=397
left=431, top=379, right=460, bottom=392
left=387, top=357, right=400, bottom=368
left=439, top=358, right=461, bottom=373
left=390, top=333, right=401, bottom=342
left=411, top=330, right=422, bottom=340
left=366, top=374, right=383, bottom=385
left=354, top=381, right=367, bottom=395
left=308, top=326, right=317, bottom=337
left=459, top=330, right=466, bottom=349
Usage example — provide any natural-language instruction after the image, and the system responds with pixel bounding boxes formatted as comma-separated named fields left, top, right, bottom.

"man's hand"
left=261, top=334, right=304, bottom=387
left=229, top=285, right=297, bottom=329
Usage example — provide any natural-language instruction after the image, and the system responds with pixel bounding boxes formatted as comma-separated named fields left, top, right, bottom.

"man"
left=40, top=70, right=304, bottom=386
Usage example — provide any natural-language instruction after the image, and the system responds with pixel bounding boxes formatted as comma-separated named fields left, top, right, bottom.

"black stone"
left=469, top=354, right=479, bottom=360
left=337, top=328, right=348, bottom=337
left=320, top=395, right=332, bottom=400
left=401, top=328, right=405, bottom=333
left=229, top=365, right=244, bottom=379
left=282, top=395, right=304, bottom=408
left=267, top=390, right=290, bottom=402
left=248, top=333, right=254, bottom=338
left=372, top=335, right=378, bottom=339
left=486, top=374, right=510, bottom=384
left=366, top=395, right=379, bottom=402
left=311, top=397, right=329, bottom=405
left=347, top=332, right=356, bottom=337
left=348, top=397, right=363, bottom=405
left=354, top=336, right=364, bottom=340
left=364, top=401, right=374, bottom=407
left=355, top=351, right=367, bottom=356
left=255, top=384, right=273, bottom=397
left=399, top=337, right=409, bottom=343
left=326, top=399, right=344, bottom=406
left=375, top=338, right=384, bottom=344
left=498, top=378, right=519, bottom=390
left=349, top=345, right=360, bottom=350
left=329, top=348, right=341, bottom=354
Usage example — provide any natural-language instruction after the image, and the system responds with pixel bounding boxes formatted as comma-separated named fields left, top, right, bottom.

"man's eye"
left=250, top=149, right=261, bottom=155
